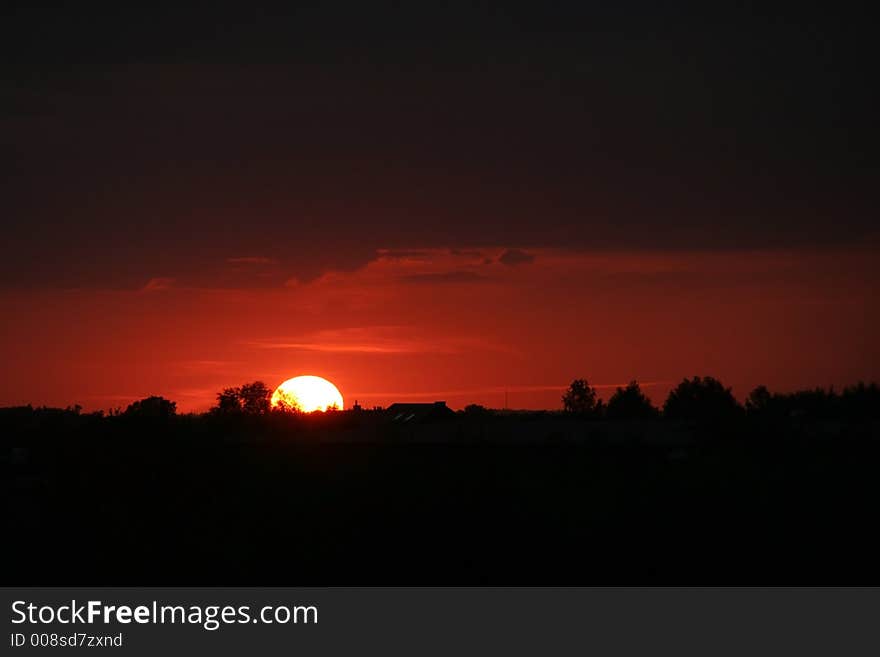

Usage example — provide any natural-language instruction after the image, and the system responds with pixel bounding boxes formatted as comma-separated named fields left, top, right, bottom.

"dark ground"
left=3, top=410, right=879, bottom=585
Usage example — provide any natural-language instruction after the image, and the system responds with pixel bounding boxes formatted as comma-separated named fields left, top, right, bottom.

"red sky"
left=3, top=6, right=878, bottom=413
left=2, top=244, right=876, bottom=412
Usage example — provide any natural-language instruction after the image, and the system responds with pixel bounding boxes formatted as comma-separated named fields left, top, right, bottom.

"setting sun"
left=271, top=375, right=344, bottom=412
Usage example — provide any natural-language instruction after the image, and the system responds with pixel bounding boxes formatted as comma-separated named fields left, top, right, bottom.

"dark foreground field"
left=4, top=410, right=880, bottom=585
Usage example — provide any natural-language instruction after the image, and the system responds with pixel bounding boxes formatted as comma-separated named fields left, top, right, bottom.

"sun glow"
left=271, top=375, right=344, bottom=413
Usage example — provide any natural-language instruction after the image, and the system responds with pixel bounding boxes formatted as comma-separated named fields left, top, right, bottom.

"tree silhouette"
left=239, top=381, right=272, bottom=415
left=840, top=382, right=880, bottom=420
left=745, top=385, right=774, bottom=417
left=606, top=381, right=658, bottom=420
left=272, top=396, right=302, bottom=414
left=214, top=382, right=272, bottom=415
left=216, top=387, right=243, bottom=414
left=123, top=396, right=176, bottom=419
left=562, top=379, right=600, bottom=416
left=783, top=387, right=839, bottom=420
left=744, top=383, right=880, bottom=421
left=663, top=376, right=742, bottom=422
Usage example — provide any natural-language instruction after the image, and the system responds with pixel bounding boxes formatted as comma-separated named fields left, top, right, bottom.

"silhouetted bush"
left=742, top=382, right=879, bottom=422
left=463, top=404, right=490, bottom=416
left=745, top=385, right=773, bottom=417
left=745, top=384, right=800, bottom=421
left=783, top=387, right=840, bottom=421
left=663, top=376, right=742, bottom=423
left=123, top=396, right=176, bottom=420
left=840, top=382, right=880, bottom=420
left=271, top=397, right=304, bottom=414
left=606, top=381, right=659, bottom=420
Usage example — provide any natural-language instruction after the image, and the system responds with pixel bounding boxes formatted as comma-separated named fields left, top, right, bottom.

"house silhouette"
left=386, top=401, right=455, bottom=423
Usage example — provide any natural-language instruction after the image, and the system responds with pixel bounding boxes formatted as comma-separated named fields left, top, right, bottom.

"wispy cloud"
left=141, top=277, right=174, bottom=291
left=246, top=327, right=433, bottom=354
left=251, top=341, right=421, bottom=354
left=497, top=248, right=536, bottom=266
left=245, top=327, right=502, bottom=355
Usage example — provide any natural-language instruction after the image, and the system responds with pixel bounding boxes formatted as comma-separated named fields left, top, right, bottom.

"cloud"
left=245, top=327, right=499, bottom=355
left=246, top=327, right=432, bottom=354
left=498, top=249, right=536, bottom=266
left=250, top=340, right=417, bottom=354
left=141, top=277, right=174, bottom=291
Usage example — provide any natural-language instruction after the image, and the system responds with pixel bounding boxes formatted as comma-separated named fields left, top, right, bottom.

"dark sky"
left=3, top=2, right=877, bottom=287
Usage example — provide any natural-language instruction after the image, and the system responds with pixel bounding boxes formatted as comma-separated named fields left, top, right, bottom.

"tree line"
left=3, top=377, right=877, bottom=423
left=559, top=377, right=880, bottom=421
left=113, top=376, right=880, bottom=422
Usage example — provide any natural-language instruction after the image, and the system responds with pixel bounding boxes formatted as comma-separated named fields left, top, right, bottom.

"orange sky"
left=1, top=244, right=877, bottom=412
